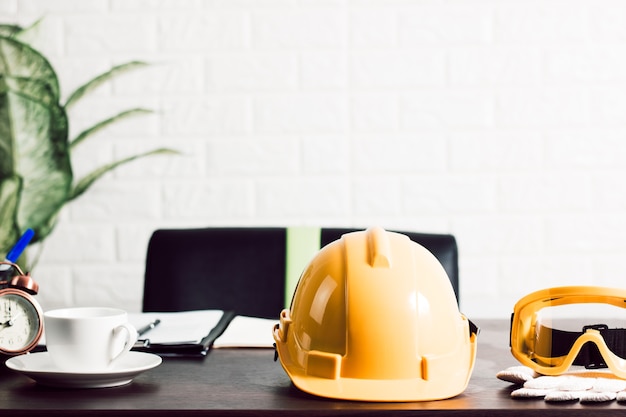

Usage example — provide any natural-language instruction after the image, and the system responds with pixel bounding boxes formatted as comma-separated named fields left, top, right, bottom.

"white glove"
left=497, top=365, right=626, bottom=403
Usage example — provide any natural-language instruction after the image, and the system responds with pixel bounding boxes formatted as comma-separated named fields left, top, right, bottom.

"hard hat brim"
left=274, top=328, right=477, bottom=402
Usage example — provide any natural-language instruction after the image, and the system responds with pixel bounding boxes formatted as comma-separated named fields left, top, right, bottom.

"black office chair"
left=142, top=227, right=459, bottom=319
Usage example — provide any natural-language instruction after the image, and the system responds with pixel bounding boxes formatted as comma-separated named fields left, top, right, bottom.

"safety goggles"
left=510, top=286, right=626, bottom=378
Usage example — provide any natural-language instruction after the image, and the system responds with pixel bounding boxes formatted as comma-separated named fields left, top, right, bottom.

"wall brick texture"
left=6, top=0, right=626, bottom=318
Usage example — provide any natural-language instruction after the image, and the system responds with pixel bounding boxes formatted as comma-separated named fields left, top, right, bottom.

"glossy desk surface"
left=1, top=319, right=625, bottom=416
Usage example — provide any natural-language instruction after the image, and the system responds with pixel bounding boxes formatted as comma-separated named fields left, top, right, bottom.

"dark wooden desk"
left=1, top=320, right=625, bottom=416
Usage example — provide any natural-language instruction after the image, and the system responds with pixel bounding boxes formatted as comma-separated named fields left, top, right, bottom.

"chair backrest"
left=142, top=227, right=459, bottom=318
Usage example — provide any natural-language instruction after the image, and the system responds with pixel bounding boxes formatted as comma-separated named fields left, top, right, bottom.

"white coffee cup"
left=44, top=307, right=138, bottom=373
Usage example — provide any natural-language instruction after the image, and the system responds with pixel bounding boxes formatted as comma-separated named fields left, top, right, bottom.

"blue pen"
left=6, top=229, right=35, bottom=263
left=0, top=229, right=35, bottom=274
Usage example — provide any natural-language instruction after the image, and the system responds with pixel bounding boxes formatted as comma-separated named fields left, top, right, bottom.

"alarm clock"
left=0, top=262, right=43, bottom=356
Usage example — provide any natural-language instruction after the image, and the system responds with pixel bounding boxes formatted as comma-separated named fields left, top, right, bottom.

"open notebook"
left=128, top=310, right=276, bottom=357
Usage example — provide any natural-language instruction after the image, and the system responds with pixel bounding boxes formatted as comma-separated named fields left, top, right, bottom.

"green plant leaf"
left=0, top=24, right=23, bottom=37
left=0, top=175, right=21, bottom=255
left=64, top=61, right=149, bottom=109
left=69, top=148, right=179, bottom=201
left=70, top=108, right=153, bottom=148
left=0, top=18, right=43, bottom=45
left=11, top=18, right=43, bottom=43
left=0, top=74, right=71, bottom=246
left=0, top=21, right=179, bottom=262
left=3, top=75, right=56, bottom=107
left=0, top=35, right=59, bottom=100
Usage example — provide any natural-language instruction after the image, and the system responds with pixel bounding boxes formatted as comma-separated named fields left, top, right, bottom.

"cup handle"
left=110, top=323, right=138, bottom=364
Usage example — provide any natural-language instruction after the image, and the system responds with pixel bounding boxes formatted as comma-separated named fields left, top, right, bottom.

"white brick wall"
left=7, top=0, right=626, bottom=319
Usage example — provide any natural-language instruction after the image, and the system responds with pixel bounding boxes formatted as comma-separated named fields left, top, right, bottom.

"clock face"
left=0, top=292, right=42, bottom=354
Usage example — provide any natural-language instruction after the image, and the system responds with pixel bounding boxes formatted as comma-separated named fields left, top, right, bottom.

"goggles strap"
left=597, top=327, right=626, bottom=364
left=469, top=319, right=480, bottom=338
left=540, top=325, right=626, bottom=369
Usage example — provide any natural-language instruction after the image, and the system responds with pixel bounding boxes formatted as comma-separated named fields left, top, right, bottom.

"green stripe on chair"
left=285, top=227, right=321, bottom=308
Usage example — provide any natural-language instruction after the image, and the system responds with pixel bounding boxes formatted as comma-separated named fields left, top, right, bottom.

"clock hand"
left=0, top=318, right=16, bottom=333
left=0, top=310, right=23, bottom=327
left=7, top=311, right=22, bottom=326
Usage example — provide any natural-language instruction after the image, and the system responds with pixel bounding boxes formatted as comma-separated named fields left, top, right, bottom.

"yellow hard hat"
left=273, top=227, right=478, bottom=402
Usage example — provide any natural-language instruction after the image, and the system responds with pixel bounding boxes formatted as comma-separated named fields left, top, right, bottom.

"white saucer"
left=6, top=351, right=162, bottom=388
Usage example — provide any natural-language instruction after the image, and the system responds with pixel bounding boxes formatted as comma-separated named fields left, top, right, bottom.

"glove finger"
left=616, top=391, right=626, bottom=402
left=592, top=378, right=626, bottom=393
left=580, top=391, right=617, bottom=403
left=497, top=366, right=538, bottom=385
left=544, top=390, right=585, bottom=402
left=511, top=388, right=551, bottom=398
left=557, top=376, right=593, bottom=391
left=525, top=376, right=567, bottom=390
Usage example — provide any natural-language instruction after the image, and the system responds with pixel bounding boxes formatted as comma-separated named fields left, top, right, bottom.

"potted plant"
left=0, top=21, right=177, bottom=268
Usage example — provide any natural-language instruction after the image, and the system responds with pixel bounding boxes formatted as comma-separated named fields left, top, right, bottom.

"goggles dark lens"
left=534, top=323, right=626, bottom=369
left=510, top=287, right=626, bottom=377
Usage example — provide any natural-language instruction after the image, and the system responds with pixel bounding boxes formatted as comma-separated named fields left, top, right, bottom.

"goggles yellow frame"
left=510, top=286, right=626, bottom=378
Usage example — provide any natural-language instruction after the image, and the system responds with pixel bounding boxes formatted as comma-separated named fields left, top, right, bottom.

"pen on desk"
left=137, top=318, right=161, bottom=336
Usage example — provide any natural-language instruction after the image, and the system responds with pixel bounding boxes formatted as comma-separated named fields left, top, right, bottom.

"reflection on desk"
left=1, top=320, right=626, bottom=416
